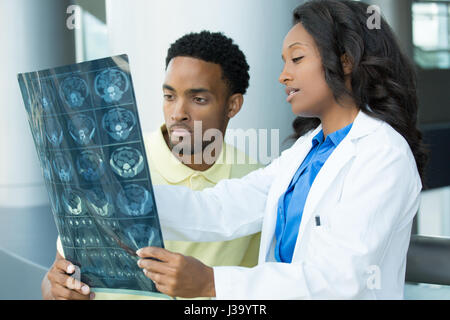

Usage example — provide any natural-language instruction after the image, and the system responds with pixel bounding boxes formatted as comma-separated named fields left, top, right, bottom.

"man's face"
left=162, top=56, right=231, bottom=154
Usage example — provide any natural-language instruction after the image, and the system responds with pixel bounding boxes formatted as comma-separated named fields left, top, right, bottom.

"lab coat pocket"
left=312, top=213, right=331, bottom=231
left=306, top=214, right=332, bottom=258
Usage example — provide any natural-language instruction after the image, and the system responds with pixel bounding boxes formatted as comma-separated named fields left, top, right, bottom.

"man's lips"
left=285, top=86, right=300, bottom=103
left=170, top=126, right=192, bottom=137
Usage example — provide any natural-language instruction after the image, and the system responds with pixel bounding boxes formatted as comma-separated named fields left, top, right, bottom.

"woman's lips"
left=285, top=87, right=300, bottom=103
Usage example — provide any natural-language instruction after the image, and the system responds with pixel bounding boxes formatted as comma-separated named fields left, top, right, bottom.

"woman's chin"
left=291, top=105, right=316, bottom=118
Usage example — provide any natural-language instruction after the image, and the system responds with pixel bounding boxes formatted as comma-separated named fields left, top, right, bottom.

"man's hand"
left=43, top=253, right=94, bottom=300
left=136, top=247, right=216, bottom=298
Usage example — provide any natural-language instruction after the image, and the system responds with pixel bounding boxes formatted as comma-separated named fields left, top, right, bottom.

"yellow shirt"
left=57, top=125, right=262, bottom=299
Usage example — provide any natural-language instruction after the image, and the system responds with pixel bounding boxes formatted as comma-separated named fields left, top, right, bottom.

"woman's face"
left=279, top=23, right=335, bottom=117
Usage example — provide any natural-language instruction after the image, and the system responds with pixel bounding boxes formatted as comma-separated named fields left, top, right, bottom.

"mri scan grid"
left=18, top=55, right=165, bottom=296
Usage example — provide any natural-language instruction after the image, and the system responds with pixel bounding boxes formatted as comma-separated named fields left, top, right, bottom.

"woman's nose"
left=278, top=66, right=292, bottom=85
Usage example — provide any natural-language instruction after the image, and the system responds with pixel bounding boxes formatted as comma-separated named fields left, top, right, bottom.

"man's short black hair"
left=165, top=31, right=250, bottom=95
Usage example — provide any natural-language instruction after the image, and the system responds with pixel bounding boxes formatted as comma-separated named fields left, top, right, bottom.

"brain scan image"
left=18, top=55, right=165, bottom=295
left=125, top=224, right=158, bottom=249
left=83, top=234, right=101, bottom=247
left=59, top=76, right=89, bottom=108
left=112, top=251, right=134, bottom=279
left=39, top=153, right=53, bottom=181
left=94, top=68, right=129, bottom=103
left=98, top=219, right=119, bottom=231
left=53, top=153, right=73, bottom=182
left=48, top=190, right=60, bottom=215
left=84, top=251, right=108, bottom=278
left=36, top=82, right=57, bottom=112
left=85, top=187, right=114, bottom=217
left=117, top=184, right=153, bottom=216
left=31, top=119, right=45, bottom=148
left=68, top=114, right=96, bottom=146
left=101, top=108, right=136, bottom=141
left=44, top=117, right=63, bottom=147
left=76, top=150, right=105, bottom=181
left=110, top=146, right=144, bottom=178
left=33, top=131, right=45, bottom=148
left=61, top=189, right=86, bottom=216
left=67, top=217, right=93, bottom=229
left=61, top=235, right=72, bottom=247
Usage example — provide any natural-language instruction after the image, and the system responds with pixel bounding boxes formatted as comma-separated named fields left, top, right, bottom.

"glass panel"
left=418, top=186, right=450, bottom=237
left=412, top=1, right=450, bottom=69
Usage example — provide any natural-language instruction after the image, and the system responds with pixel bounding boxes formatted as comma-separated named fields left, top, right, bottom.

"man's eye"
left=193, top=97, right=207, bottom=104
left=292, top=56, right=304, bottom=63
left=163, top=94, right=174, bottom=101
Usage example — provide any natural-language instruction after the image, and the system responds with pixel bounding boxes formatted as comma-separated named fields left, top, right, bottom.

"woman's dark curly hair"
left=165, top=31, right=250, bottom=96
left=290, top=0, right=427, bottom=182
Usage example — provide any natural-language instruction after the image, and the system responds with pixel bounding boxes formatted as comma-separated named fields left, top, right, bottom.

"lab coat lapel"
left=297, top=138, right=356, bottom=238
left=260, top=127, right=320, bottom=261
left=293, top=110, right=382, bottom=257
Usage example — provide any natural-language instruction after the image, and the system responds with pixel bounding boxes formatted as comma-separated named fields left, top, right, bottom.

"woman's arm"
left=140, top=143, right=422, bottom=299
left=213, top=145, right=422, bottom=299
left=154, top=150, right=284, bottom=242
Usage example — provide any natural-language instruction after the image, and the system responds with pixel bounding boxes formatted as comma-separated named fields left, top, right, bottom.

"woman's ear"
left=227, top=93, right=243, bottom=119
left=341, top=53, right=353, bottom=76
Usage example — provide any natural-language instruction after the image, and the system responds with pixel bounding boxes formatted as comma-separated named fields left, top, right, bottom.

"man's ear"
left=341, top=53, right=353, bottom=76
left=226, top=93, right=243, bottom=119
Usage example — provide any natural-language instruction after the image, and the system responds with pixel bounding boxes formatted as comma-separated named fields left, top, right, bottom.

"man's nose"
left=171, top=100, right=190, bottom=122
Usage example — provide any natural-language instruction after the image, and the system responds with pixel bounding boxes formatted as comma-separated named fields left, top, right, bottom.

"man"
left=42, top=31, right=261, bottom=300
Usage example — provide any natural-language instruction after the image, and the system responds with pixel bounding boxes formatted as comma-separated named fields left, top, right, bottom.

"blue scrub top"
left=274, top=122, right=353, bottom=263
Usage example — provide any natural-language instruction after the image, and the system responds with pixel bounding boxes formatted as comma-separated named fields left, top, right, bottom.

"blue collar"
left=312, top=122, right=353, bottom=147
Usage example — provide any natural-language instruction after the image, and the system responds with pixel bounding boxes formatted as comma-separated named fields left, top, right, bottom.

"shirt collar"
left=147, top=124, right=231, bottom=184
left=312, top=122, right=353, bottom=148
left=312, top=130, right=324, bottom=147
left=328, top=122, right=353, bottom=146
left=292, top=109, right=383, bottom=150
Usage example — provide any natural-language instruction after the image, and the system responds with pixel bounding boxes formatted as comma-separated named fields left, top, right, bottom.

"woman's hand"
left=136, top=247, right=216, bottom=298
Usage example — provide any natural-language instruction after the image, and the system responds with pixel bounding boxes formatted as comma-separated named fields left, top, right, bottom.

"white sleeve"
left=154, top=148, right=286, bottom=242
left=212, top=145, right=422, bottom=299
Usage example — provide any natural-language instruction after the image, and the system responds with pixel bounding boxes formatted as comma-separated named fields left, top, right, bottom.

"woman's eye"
left=292, top=56, right=304, bottom=63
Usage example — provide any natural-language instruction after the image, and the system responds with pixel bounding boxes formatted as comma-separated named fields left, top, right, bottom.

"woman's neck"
left=319, top=100, right=360, bottom=138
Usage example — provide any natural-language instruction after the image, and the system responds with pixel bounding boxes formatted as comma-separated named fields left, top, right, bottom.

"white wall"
left=0, top=0, right=75, bottom=207
left=106, top=0, right=302, bottom=156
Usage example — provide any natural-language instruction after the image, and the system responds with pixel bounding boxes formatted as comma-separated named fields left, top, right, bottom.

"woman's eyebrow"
left=288, top=41, right=309, bottom=49
left=282, top=42, right=308, bottom=60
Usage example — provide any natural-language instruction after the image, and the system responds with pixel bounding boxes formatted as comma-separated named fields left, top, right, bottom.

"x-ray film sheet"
left=17, top=55, right=167, bottom=297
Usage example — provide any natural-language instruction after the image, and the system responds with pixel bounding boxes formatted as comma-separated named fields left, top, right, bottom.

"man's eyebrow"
left=186, top=88, right=210, bottom=94
left=162, top=84, right=175, bottom=91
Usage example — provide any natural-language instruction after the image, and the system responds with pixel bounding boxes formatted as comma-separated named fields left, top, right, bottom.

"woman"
left=137, top=0, right=427, bottom=299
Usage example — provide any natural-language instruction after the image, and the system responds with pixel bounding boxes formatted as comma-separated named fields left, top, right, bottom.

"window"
left=74, top=2, right=109, bottom=63
left=412, top=0, right=450, bottom=69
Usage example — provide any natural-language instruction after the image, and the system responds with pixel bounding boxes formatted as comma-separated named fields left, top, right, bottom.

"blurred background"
left=0, top=0, right=449, bottom=299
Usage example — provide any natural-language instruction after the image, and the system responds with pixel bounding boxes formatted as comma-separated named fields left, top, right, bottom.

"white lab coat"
left=154, top=110, right=422, bottom=299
